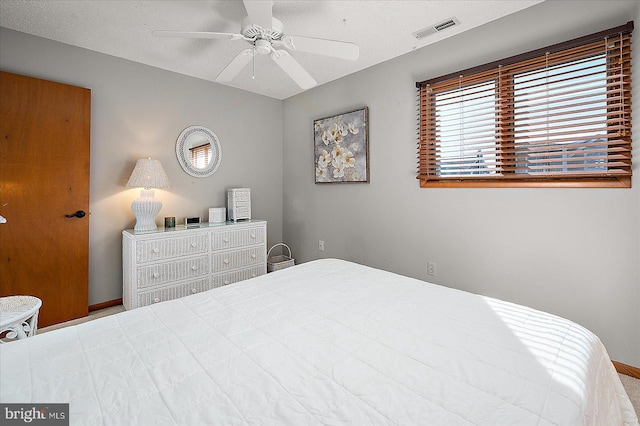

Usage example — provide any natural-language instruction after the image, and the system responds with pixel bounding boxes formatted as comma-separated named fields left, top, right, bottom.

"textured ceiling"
left=0, top=0, right=544, bottom=99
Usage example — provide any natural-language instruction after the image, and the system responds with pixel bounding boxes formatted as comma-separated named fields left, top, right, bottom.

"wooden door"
left=0, top=71, right=91, bottom=327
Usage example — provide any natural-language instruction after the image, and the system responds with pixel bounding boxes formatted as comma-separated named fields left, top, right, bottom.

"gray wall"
left=283, top=0, right=640, bottom=365
left=0, top=27, right=284, bottom=306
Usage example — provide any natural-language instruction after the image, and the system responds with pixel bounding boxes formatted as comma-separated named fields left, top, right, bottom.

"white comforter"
left=1, top=259, right=637, bottom=425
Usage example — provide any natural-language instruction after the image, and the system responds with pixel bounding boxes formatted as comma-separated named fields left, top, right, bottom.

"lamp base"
left=131, top=189, right=162, bottom=231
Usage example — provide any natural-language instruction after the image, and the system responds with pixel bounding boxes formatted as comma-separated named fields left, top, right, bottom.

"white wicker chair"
left=0, top=295, right=42, bottom=343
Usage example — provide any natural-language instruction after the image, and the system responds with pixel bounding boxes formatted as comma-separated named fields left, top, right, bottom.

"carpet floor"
left=619, top=373, right=640, bottom=417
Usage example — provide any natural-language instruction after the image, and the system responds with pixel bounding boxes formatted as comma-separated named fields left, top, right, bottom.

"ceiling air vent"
left=412, top=17, right=460, bottom=40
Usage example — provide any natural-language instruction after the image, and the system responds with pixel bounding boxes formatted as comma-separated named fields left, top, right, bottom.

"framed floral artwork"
left=314, top=107, right=369, bottom=183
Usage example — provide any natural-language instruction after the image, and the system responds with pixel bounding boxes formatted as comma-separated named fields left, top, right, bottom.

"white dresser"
left=122, top=220, right=266, bottom=310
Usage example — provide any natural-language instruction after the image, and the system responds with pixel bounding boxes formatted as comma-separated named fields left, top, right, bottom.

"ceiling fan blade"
left=242, top=0, right=273, bottom=29
left=215, top=49, right=255, bottom=82
left=271, top=50, right=317, bottom=90
left=285, top=35, right=359, bottom=61
left=153, top=30, right=243, bottom=40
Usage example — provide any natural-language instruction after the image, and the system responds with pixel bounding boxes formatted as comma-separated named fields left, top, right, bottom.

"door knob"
left=65, top=210, right=86, bottom=219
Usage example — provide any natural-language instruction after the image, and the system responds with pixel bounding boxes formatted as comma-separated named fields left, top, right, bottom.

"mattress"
left=1, top=258, right=637, bottom=425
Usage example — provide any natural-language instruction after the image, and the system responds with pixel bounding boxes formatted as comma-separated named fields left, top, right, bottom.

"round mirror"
left=176, top=125, right=222, bottom=178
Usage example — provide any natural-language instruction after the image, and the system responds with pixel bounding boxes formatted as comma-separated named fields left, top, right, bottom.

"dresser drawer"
left=136, top=234, right=208, bottom=263
left=213, top=266, right=265, bottom=288
left=212, top=226, right=264, bottom=250
left=137, top=278, right=212, bottom=307
left=212, top=246, right=265, bottom=271
left=136, top=255, right=209, bottom=288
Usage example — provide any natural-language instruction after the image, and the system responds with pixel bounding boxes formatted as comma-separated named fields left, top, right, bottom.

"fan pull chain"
left=252, top=46, right=256, bottom=80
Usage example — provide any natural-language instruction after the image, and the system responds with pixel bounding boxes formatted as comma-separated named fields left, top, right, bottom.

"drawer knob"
left=153, top=297, right=160, bottom=303
left=191, top=265, right=198, bottom=271
left=223, top=259, right=229, bottom=264
left=251, top=254, right=256, bottom=259
left=251, top=233, right=256, bottom=239
left=223, top=238, right=230, bottom=243
left=191, top=288, right=197, bottom=294
left=251, top=274, right=256, bottom=278
left=153, top=247, right=160, bottom=253
left=224, top=280, right=230, bottom=285
left=191, top=242, right=197, bottom=248
left=153, top=272, right=160, bottom=278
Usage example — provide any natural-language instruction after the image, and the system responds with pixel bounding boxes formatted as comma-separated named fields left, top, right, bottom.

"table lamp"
left=126, top=158, right=171, bottom=231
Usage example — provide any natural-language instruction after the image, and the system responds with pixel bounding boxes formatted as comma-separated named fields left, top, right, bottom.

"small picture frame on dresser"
left=185, top=217, right=201, bottom=227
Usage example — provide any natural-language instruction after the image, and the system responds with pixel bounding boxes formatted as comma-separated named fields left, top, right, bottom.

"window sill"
left=419, top=177, right=631, bottom=188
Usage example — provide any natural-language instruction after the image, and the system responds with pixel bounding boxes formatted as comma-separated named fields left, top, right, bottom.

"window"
left=417, top=22, right=633, bottom=187
left=190, top=143, right=212, bottom=169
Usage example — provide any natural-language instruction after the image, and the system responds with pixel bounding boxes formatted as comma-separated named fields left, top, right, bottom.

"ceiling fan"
left=153, top=0, right=359, bottom=90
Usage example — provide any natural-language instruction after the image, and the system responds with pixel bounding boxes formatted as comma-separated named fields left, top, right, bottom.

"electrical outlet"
left=427, top=261, right=437, bottom=277
left=319, top=240, right=325, bottom=251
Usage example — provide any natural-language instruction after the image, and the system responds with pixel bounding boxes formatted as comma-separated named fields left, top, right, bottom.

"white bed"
left=1, top=259, right=637, bottom=425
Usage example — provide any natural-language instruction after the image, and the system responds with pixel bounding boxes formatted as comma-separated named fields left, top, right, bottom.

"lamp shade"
left=126, top=158, right=171, bottom=189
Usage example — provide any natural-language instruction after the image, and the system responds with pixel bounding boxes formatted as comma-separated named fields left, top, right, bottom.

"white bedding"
left=1, top=259, right=637, bottom=425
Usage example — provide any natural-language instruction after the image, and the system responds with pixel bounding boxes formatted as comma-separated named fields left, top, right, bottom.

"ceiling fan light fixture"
left=255, top=39, right=272, bottom=55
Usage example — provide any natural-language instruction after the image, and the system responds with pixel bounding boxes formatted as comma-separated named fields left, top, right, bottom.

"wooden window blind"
left=189, top=143, right=212, bottom=169
left=416, top=22, right=633, bottom=188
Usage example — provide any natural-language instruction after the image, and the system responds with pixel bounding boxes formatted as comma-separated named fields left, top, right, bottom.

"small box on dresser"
left=227, top=188, right=251, bottom=221
left=122, top=220, right=266, bottom=310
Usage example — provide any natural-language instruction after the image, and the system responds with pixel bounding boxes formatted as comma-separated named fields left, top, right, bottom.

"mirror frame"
left=175, top=125, right=222, bottom=178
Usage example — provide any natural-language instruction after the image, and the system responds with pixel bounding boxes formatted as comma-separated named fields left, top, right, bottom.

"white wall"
left=283, top=0, right=640, bottom=365
left=0, top=27, right=284, bottom=306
